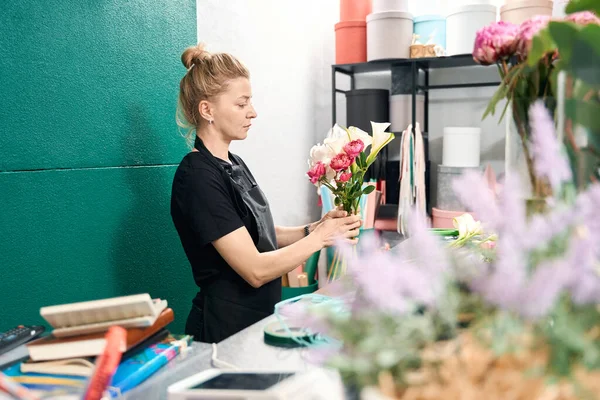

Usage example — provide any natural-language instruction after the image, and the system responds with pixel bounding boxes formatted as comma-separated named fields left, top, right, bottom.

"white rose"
left=309, top=143, right=335, bottom=166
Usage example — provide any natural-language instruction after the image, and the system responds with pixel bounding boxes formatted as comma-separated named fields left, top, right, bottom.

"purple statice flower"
left=565, top=11, right=600, bottom=25
left=516, top=15, right=552, bottom=57
left=496, top=174, right=527, bottom=236
left=518, top=260, right=572, bottom=318
left=473, top=21, right=520, bottom=65
left=529, top=101, right=572, bottom=191
left=452, top=170, right=502, bottom=231
left=304, top=345, right=340, bottom=366
left=471, top=235, right=527, bottom=311
left=576, top=184, right=600, bottom=233
left=278, top=300, right=331, bottom=335
left=347, top=208, right=449, bottom=314
left=521, top=206, right=577, bottom=250
left=566, top=184, right=600, bottom=304
left=349, top=247, right=411, bottom=315
left=566, top=234, right=600, bottom=305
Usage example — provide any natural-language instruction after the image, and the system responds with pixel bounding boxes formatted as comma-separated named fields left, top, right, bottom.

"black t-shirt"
left=170, top=151, right=260, bottom=302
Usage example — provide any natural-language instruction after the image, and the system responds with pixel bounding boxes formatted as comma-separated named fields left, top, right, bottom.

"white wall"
left=197, top=0, right=339, bottom=226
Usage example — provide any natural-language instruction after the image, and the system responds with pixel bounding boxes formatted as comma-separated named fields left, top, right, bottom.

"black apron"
left=187, top=137, right=281, bottom=343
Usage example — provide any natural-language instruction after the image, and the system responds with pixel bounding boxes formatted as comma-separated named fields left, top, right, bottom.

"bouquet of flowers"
left=306, top=122, right=394, bottom=280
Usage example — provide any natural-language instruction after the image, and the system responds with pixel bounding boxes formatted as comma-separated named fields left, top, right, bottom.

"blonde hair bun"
left=181, top=43, right=211, bottom=69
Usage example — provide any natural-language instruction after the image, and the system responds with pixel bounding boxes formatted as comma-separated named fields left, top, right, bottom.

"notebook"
left=26, top=308, right=174, bottom=361
left=40, top=294, right=167, bottom=338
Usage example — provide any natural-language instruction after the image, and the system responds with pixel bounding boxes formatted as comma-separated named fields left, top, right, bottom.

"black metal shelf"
left=333, top=53, right=484, bottom=75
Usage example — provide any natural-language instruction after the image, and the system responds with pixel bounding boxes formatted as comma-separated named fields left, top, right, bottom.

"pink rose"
left=330, top=153, right=354, bottom=171
left=473, top=21, right=519, bottom=65
left=307, top=161, right=326, bottom=184
left=565, top=11, right=600, bottom=25
left=516, top=15, right=552, bottom=57
left=343, top=139, right=365, bottom=158
left=338, top=172, right=352, bottom=183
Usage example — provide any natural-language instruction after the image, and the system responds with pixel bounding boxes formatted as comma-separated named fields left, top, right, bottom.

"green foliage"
left=565, top=0, right=600, bottom=17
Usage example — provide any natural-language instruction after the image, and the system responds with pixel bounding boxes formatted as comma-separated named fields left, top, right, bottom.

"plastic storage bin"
left=389, top=94, right=424, bottom=132
left=335, top=21, right=367, bottom=64
left=340, top=0, right=373, bottom=21
left=372, top=0, right=409, bottom=12
left=446, top=4, right=497, bottom=56
left=436, top=165, right=480, bottom=211
left=442, top=127, right=481, bottom=168
left=345, top=89, right=390, bottom=132
left=366, top=11, right=414, bottom=60
left=414, top=15, right=446, bottom=49
left=501, top=0, right=553, bottom=25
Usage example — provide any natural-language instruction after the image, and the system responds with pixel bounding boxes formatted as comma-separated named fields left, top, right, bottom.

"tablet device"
left=167, top=368, right=333, bottom=400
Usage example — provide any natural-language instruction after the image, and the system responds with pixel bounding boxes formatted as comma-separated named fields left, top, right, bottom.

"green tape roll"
left=263, top=320, right=314, bottom=348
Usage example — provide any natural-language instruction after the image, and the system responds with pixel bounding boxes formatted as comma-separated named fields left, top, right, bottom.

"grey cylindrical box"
left=436, top=165, right=480, bottom=211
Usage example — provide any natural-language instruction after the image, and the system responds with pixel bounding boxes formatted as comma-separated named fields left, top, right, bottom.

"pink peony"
left=338, top=172, right=352, bottom=183
left=307, top=161, right=326, bottom=184
left=565, top=11, right=600, bottom=25
left=343, top=139, right=365, bottom=158
left=473, top=21, right=520, bottom=65
left=516, top=15, right=552, bottom=57
left=330, top=153, right=354, bottom=171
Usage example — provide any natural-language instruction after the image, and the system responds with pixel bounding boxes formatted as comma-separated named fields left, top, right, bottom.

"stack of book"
left=2, top=294, right=191, bottom=398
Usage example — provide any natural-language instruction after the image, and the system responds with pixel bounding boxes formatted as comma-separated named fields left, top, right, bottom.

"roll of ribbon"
left=263, top=320, right=315, bottom=348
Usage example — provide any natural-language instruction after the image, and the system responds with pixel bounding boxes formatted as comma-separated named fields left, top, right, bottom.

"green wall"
left=0, top=0, right=198, bottom=334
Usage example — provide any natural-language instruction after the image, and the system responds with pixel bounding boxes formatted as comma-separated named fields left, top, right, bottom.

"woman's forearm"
left=213, top=227, right=323, bottom=288
left=275, top=223, right=317, bottom=248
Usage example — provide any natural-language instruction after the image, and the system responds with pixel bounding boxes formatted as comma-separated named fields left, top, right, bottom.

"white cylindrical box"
left=446, top=4, right=497, bottom=56
left=389, top=94, right=425, bottom=132
left=367, top=11, right=414, bottom=60
left=372, top=0, right=409, bottom=12
left=442, top=127, right=481, bottom=167
left=501, top=0, right=553, bottom=25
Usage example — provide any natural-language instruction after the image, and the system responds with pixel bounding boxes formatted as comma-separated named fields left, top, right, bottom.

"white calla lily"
left=453, top=214, right=483, bottom=238
left=366, top=121, right=394, bottom=164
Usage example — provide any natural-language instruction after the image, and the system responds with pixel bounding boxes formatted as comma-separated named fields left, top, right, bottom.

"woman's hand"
left=310, top=207, right=361, bottom=233
left=312, top=214, right=362, bottom=247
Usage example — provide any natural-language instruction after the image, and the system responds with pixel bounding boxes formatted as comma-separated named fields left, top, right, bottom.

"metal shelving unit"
left=331, top=53, right=501, bottom=210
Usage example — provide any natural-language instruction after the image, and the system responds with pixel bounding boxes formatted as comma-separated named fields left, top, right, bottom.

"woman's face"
left=211, top=77, right=257, bottom=141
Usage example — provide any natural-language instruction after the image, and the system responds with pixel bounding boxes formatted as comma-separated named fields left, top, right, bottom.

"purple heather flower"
left=473, top=21, right=520, bottom=65
left=565, top=11, right=600, bottom=25
left=516, top=15, right=552, bottom=57
left=529, top=101, right=572, bottom=191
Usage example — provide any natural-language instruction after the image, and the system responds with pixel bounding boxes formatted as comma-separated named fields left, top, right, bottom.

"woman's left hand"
left=310, top=208, right=361, bottom=234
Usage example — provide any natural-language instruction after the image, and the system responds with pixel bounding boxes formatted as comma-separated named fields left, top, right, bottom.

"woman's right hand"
left=312, top=213, right=362, bottom=247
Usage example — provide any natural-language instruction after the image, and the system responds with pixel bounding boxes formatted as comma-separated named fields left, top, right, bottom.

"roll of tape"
left=263, top=320, right=315, bottom=348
